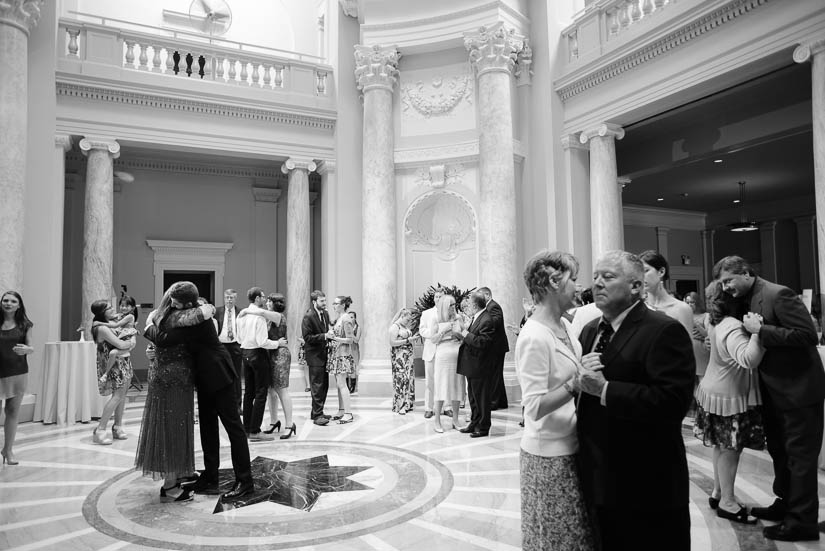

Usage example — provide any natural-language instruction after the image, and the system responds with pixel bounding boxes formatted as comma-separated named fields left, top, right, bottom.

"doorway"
left=162, top=270, right=215, bottom=305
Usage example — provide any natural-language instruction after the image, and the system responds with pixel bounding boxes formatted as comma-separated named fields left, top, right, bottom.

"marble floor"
left=1, top=390, right=825, bottom=551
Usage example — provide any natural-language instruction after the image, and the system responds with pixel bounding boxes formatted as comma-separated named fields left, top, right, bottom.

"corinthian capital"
left=793, top=38, right=825, bottom=63
left=579, top=123, right=625, bottom=144
left=464, top=22, right=523, bottom=78
left=354, top=44, right=400, bottom=93
left=281, top=158, right=317, bottom=174
left=0, top=0, right=43, bottom=35
left=79, top=137, right=120, bottom=159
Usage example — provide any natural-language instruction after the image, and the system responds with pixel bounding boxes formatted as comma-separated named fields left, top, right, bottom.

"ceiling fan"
left=189, top=0, right=232, bottom=36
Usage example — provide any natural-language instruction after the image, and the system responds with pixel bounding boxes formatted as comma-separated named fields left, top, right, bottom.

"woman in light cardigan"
left=516, top=250, right=596, bottom=551
left=694, top=281, right=765, bottom=524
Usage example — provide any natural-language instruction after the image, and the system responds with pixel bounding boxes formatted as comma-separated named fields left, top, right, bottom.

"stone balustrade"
left=59, top=17, right=332, bottom=96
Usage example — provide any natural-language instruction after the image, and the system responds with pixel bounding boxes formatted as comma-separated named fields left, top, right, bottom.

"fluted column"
left=561, top=134, right=592, bottom=277
left=0, top=0, right=43, bottom=291
left=795, top=38, right=825, bottom=315
left=580, top=123, right=626, bottom=257
left=465, top=22, right=522, bottom=352
left=282, top=158, right=316, bottom=363
left=317, top=160, right=337, bottom=296
left=79, top=137, right=119, bottom=338
left=355, top=44, right=399, bottom=366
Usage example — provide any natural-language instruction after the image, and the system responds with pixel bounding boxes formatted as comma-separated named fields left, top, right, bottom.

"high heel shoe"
left=1, top=451, right=18, bottom=466
left=160, top=483, right=193, bottom=502
left=263, top=421, right=282, bottom=434
left=93, top=427, right=113, bottom=445
left=112, top=425, right=128, bottom=440
left=280, top=423, right=297, bottom=439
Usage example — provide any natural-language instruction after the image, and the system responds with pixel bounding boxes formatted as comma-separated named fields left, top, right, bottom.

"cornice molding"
left=394, top=139, right=526, bottom=168
left=556, top=0, right=770, bottom=101
left=579, top=123, right=625, bottom=143
left=281, top=158, right=317, bottom=174
left=56, top=82, right=336, bottom=131
left=360, top=1, right=529, bottom=34
left=0, top=0, right=42, bottom=36
left=794, top=38, right=825, bottom=63
left=146, top=240, right=234, bottom=260
left=66, top=153, right=288, bottom=181
left=252, top=187, right=282, bottom=203
left=354, top=44, right=400, bottom=93
left=55, top=134, right=73, bottom=152
left=316, top=160, right=336, bottom=175
left=623, top=205, right=707, bottom=231
left=561, top=133, right=588, bottom=151
left=79, top=136, right=120, bottom=158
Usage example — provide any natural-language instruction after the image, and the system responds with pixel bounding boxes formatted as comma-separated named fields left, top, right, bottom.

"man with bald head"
left=577, top=251, right=694, bottom=550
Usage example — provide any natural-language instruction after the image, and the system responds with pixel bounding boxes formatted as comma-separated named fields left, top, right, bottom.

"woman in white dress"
left=431, top=295, right=467, bottom=433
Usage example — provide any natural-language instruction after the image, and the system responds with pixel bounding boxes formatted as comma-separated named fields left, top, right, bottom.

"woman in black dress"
left=0, top=291, right=34, bottom=465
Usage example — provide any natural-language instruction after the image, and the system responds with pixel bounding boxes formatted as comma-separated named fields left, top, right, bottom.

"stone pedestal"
left=0, top=0, right=42, bottom=291
left=465, top=22, right=522, bottom=358
left=795, top=39, right=825, bottom=317
left=282, top=158, right=316, bottom=362
left=355, top=44, right=399, bottom=368
left=580, top=123, right=625, bottom=258
left=79, top=137, right=119, bottom=339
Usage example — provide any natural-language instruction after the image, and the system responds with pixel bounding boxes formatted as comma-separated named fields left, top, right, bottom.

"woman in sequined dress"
left=135, top=282, right=212, bottom=502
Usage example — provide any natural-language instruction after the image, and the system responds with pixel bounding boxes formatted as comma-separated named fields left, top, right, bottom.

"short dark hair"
left=470, top=290, right=487, bottom=309
left=712, top=256, right=755, bottom=279
left=267, top=293, right=286, bottom=313
left=639, top=250, right=670, bottom=282
left=247, top=287, right=265, bottom=302
left=336, top=295, right=352, bottom=310
left=171, top=281, right=199, bottom=305
left=523, top=250, right=580, bottom=303
left=310, top=290, right=325, bottom=303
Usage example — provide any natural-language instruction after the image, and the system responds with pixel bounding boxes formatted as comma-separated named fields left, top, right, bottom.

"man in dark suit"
left=215, top=289, right=243, bottom=413
left=302, top=290, right=332, bottom=426
left=145, top=283, right=254, bottom=500
left=479, top=287, right=509, bottom=410
left=577, top=251, right=694, bottom=551
left=715, top=256, right=825, bottom=542
left=455, top=290, right=497, bottom=437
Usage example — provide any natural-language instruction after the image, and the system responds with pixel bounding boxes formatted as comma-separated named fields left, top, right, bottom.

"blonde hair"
left=436, top=295, right=456, bottom=323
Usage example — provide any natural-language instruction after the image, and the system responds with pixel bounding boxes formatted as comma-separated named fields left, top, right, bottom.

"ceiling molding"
left=555, top=0, right=770, bottom=102
left=623, top=205, right=707, bottom=231
left=56, top=81, right=336, bottom=131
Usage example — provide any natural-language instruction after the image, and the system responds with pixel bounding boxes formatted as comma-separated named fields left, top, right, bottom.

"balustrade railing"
left=59, top=15, right=331, bottom=96
left=562, top=0, right=674, bottom=64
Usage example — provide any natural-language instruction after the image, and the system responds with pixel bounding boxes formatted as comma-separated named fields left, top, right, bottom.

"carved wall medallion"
left=415, top=164, right=464, bottom=189
left=400, top=74, right=473, bottom=118
left=404, top=190, right=477, bottom=261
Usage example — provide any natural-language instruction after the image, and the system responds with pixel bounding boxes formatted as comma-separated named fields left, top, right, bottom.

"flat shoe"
left=716, top=506, right=757, bottom=525
left=434, top=426, right=444, bottom=433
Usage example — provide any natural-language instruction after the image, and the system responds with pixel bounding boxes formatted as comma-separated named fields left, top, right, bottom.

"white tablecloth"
left=33, top=341, right=104, bottom=425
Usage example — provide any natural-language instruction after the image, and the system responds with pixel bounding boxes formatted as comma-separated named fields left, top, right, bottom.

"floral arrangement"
left=410, top=283, right=475, bottom=334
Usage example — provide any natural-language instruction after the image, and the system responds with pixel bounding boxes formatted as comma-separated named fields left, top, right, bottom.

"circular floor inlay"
left=83, top=440, right=453, bottom=550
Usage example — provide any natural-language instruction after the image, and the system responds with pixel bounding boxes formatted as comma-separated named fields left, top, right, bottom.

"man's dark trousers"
left=199, top=382, right=252, bottom=484
left=242, top=349, right=270, bottom=433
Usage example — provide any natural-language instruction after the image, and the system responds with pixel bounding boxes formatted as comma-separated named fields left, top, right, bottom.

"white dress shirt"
left=238, top=304, right=280, bottom=350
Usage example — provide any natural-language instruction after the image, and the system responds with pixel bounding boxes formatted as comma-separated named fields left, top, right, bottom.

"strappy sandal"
left=338, top=413, right=354, bottom=424
left=717, top=506, right=757, bottom=524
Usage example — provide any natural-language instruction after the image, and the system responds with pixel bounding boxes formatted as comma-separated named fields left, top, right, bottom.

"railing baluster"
left=138, top=43, right=149, bottom=70
left=630, top=0, right=642, bottom=22
left=240, top=61, right=249, bottom=84
left=568, top=31, right=579, bottom=61
left=618, top=2, right=630, bottom=28
left=185, top=52, right=193, bottom=77
left=274, top=65, right=284, bottom=88
left=165, top=46, right=175, bottom=73
left=607, top=10, right=619, bottom=36
left=227, top=59, right=237, bottom=83
left=124, top=40, right=135, bottom=66
left=151, top=45, right=162, bottom=72
left=67, top=28, right=80, bottom=57
left=316, top=70, right=327, bottom=94
left=263, top=64, right=272, bottom=88
left=252, top=63, right=260, bottom=86
left=215, top=56, right=225, bottom=80
left=642, top=0, right=654, bottom=16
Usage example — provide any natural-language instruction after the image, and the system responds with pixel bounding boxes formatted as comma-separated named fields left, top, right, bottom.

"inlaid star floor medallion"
left=213, top=454, right=373, bottom=513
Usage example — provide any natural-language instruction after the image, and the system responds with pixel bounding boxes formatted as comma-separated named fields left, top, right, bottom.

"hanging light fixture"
left=729, top=181, right=758, bottom=232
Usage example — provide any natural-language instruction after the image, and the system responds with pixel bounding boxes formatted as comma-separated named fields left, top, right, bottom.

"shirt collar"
left=472, top=309, right=484, bottom=324
left=600, top=300, right=639, bottom=333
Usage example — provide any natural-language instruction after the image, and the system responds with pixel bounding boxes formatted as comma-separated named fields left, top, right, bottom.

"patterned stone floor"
left=1, top=391, right=825, bottom=550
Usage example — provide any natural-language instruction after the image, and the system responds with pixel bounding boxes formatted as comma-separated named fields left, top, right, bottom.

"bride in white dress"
left=431, top=295, right=468, bottom=433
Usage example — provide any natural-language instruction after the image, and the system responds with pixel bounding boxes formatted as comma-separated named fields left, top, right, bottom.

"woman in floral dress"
left=388, top=308, right=417, bottom=414
left=327, top=296, right=356, bottom=424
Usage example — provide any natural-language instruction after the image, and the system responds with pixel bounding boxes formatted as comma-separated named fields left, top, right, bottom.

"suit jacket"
left=486, top=299, right=510, bottom=355
left=419, top=307, right=439, bottom=362
left=577, top=301, right=694, bottom=509
left=215, top=305, right=239, bottom=340
left=456, top=309, right=497, bottom=378
left=301, top=307, right=331, bottom=366
left=145, top=313, right=237, bottom=394
left=747, top=277, right=825, bottom=410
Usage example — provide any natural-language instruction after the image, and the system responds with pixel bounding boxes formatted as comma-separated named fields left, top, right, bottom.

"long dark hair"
left=706, top=281, right=745, bottom=326
left=1, top=291, right=33, bottom=331
left=118, top=295, right=139, bottom=324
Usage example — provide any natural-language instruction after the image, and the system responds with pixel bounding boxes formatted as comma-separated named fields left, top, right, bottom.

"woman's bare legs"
left=274, top=387, right=293, bottom=427
left=2, top=395, right=23, bottom=462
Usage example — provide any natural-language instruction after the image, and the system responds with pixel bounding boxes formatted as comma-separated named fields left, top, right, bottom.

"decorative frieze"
left=56, top=82, right=336, bottom=131
left=415, top=164, right=465, bottom=189
left=464, top=22, right=523, bottom=77
left=400, top=74, right=473, bottom=118
left=0, top=0, right=42, bottom=35
left=354, top=45, right=400, bottom=93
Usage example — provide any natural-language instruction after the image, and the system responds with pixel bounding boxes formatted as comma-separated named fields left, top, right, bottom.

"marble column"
left=700, top=229, right=715, bottom=283
left=561, top=134, right=592, bottom=278
left=46, top=134, right=72, bottom=341
left=795, top=38, right=825, bottom=317
left=580, top=123, right=626, bottom=258
left=794, top=216, right=818, bottom=295
left=465, top=22, right=522, bottom=351
left=759, top=220, right=778, bottom=283
left=79, top=137, right=119, bottom=339
left=0, top=0, right=42, bottom=292
left=355, top=44, right=399, bottom=366
left=282, top=158, right=316, bottom=363
left=317, top=160, right=337, bottom=296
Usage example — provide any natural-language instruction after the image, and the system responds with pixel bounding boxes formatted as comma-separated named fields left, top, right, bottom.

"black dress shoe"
left=458, top=426, right=475, bottom=434
left=222, top=482, right=255, bottom=500
left=313, top=417, right=330, bottom=426
left=763, top=523, right=820, bottom=541
left=424, top=411, right=434, bottom=419
left=470, top=431, right=489, bottom=438
left=750, top=498, right=786, bottom=522
left=184, top=477, right=219, bottom=495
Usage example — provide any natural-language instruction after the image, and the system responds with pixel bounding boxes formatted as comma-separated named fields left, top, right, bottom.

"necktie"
left=594, top=321, right=614, bottom=354
left=227, top=308, right=234, bottom=340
